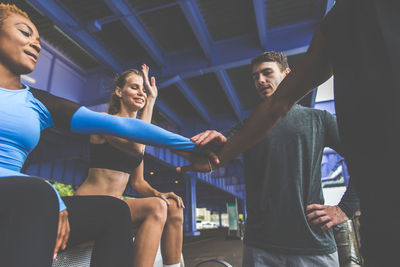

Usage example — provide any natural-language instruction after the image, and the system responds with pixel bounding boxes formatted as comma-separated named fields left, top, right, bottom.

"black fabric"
left=30, top=87, right=81, bottom=131
left=321, top=0, right=400, bottom=263
left=63, top=195, right=134, bottom=267
left=89, top=142, right=143, bottom=174
left=0, top=178, right=134, bottom=267
left=337, top=177, right=360, bottom=219
left=0, top=177, right=59, bottom=267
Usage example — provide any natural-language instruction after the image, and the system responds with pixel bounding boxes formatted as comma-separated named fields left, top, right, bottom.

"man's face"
left=251, top=61, right=290, bottom=99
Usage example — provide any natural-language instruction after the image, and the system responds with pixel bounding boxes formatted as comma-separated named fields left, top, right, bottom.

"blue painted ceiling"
left=13, top=0, right=328, bottom=126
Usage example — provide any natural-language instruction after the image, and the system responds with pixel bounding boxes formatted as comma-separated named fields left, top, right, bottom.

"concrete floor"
left=183, top=228, right=243, bottom=267
left=182, top=228, right=362, bottom=267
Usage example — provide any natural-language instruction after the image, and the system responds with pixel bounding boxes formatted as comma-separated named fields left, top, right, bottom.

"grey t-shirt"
left=238, top=105, right=342, bottom=255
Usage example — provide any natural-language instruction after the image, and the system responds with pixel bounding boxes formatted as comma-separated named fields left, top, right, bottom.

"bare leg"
left=160, top=201, right=184, bottom=265
left=124, top=197, right=168, bottom=267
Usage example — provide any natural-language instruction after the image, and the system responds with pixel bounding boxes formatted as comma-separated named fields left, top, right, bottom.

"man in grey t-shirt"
left=182, top=52, right=359, bottom=267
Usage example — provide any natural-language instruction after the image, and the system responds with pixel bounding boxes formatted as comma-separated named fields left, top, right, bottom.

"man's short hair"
left=251, top=51, right=289, bottom=72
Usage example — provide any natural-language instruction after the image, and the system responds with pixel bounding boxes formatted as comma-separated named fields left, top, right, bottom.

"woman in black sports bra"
left=75, top=65, right=184, bottom=267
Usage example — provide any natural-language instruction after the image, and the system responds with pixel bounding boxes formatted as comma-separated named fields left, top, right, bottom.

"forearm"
left=131, top=179, right=159, bottom=197
left=134, top=98, right=156, bottom=153
left=140, top=97, right=156, bottom=123
left=70, top=107, right=196, bottom=151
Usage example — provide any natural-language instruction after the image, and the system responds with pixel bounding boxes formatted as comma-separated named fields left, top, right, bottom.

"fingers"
left=309, top=215, right=329, bottom=225
left=158, top=195, right=170, bottom=206
left=191, top=130, right=226, bottom=146
left=306, top=203, right=324, bottom=211
left=176, top=165, right=193, bottom=173
left=54, top=210, right=70, bottom=259
left=150, top=76, right=156, bottom=87
left=203, top=149, right=220, bottom=164
left=141, top=64, right=149, bottom=77
left=320, top=221, right=335, bottom=230
left=62, top=219, right=70, bottom=250
left=168, top=193, right=185, bottom=208
left=306, top=209, right=326, bottom=221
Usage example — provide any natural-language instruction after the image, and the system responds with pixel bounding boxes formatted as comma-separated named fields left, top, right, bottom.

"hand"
left=155, top=192, right=185, bottom=208
left=54, top=210, right=70, bottom=259
left=173, top=150, right=218, bottom=173
left=141, top=64, right=157, bottom=99
left=306, top=204, right=349, bottom=230
left=191, top=130, right=227, bottom=146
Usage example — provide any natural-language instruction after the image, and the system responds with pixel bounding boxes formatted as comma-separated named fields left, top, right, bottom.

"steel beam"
left=27, top=0, right=123, bottom=72
left=178, top=0, right=213, bottom=60
left=253, top=0, right=268, bottom=50
left=176, top=77, right=212, bottom=124
left=215, top=70, right=244, bottom=121
left=104, top=0, right=166, bottom=66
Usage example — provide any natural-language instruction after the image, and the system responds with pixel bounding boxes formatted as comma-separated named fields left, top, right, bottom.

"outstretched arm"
left=30, top=87, right=196, bottom=151
left=70, top=107, right=196, bottom=151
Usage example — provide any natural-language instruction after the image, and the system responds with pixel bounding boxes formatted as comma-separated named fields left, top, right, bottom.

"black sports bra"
left=89, top=142, right=143, bottom=174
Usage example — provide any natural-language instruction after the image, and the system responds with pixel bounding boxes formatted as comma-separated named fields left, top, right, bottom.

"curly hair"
left=0, top=3, right=29, bottom=27
left=108, top=69, right=143, bottom=115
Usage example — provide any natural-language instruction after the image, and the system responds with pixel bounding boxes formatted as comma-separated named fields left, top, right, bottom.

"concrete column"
left=184, top=174, right=200, bottom=236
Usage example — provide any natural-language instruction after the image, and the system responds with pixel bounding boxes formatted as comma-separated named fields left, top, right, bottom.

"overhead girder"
left=26, top=0, right=181, bottom=128
left=253, top=0, right=268, bottom=50
left=178, top=0, right=213, bottom=60
left=176, top=78, right=212, bottom=124
left=103, top=0, right=166, bottom=67
left=26, top=0, right=123, bottom=72
left=215, top=70, right=245, bottom=121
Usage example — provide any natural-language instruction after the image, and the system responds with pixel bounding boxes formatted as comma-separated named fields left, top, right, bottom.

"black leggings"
left=63, top=195, right=134, bottom=267
left=0, top=177, right=133, bottom=267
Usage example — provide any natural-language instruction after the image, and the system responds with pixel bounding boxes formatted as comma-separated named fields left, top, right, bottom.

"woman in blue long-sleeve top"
left=0, top=4, right=196, bottom=267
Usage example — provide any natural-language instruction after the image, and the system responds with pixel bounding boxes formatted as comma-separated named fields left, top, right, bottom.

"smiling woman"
left=75, top=65, right=185, bottom=267
left=0, top=3, right=197, bottom=267
left=0, top=4, right=40, bottom=78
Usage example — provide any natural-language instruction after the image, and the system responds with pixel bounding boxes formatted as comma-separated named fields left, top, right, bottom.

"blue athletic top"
left=0, top=85, right=196, bottom=211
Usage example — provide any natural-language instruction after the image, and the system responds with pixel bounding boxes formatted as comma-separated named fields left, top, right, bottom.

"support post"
left=184, top=174, right=200, bottom=236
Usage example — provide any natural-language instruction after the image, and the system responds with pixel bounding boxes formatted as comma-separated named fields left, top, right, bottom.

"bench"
left=52, top=239, right=185, bottom=267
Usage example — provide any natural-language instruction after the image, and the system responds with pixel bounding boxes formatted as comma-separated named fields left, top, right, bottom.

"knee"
left=148, top=198, right=168, bottom=223
left=166, top=202, right=183, bottom=226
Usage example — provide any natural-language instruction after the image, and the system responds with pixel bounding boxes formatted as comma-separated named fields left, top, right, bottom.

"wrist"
left=146, top=97, right=157, bottom=106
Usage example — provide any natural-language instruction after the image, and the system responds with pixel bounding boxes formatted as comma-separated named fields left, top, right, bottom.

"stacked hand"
left=175, top=130, right=225, bottom=173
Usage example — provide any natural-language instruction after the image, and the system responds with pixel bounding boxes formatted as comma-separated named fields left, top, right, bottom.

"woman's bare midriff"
left=74, top=168, right=130, bottom=198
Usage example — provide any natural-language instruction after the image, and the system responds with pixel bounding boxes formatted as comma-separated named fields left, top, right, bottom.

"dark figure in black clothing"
left=177, top=1, right=398, bottom=265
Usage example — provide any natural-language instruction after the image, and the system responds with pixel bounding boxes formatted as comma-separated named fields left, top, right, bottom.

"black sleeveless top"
left=89, top=142, right=144, bottom=174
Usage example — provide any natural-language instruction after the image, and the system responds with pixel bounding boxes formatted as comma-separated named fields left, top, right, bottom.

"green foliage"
left=51, top=181, right=74, bottom=197
left=197, top=215, right=205, bottom=220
